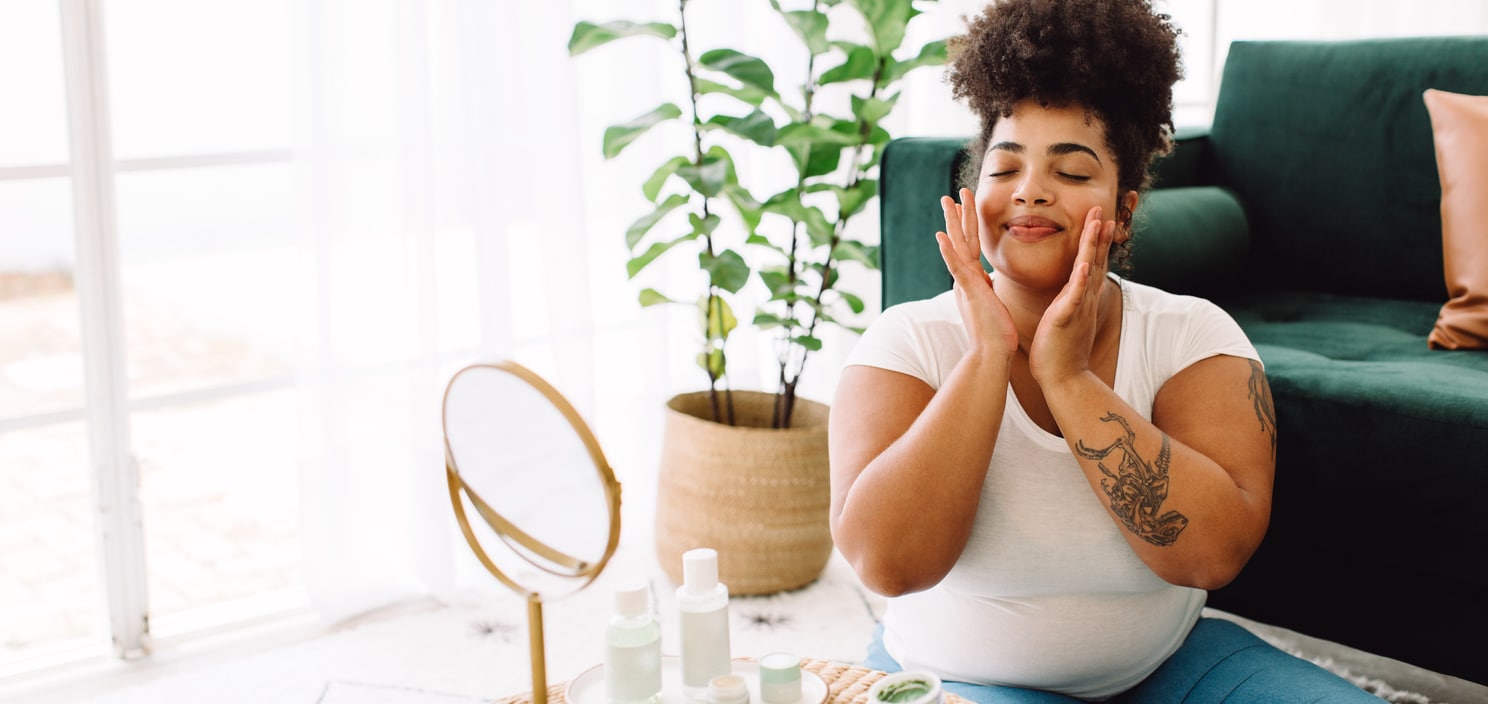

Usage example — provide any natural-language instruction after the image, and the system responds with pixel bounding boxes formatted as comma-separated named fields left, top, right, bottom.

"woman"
left=828, top=1, right=1379, bottom=701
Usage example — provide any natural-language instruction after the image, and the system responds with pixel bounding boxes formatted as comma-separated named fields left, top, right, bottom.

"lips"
left=1004, top=215, right=1063, bottom=242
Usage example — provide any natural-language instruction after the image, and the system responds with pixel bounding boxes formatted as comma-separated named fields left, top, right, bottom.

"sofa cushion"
left=1210, top=38, right=1488, bottom=302
left=1423, top=89, right=1488, bottom=350
left=1129, top=186, right=1249, bottom=297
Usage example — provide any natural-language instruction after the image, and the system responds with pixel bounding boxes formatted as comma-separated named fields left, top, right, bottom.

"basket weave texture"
left=654, top=390, right=832, bottom=595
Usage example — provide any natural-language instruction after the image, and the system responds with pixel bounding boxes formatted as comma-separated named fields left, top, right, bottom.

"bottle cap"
left=707, top=673, right=749, bottom=704
left=613, top=582, right=649, bottom=616
left=683, top=548, right=719, bottom=592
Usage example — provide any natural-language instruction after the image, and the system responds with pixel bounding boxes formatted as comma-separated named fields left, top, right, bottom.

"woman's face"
left=976, top=100, right=1134, bottom=292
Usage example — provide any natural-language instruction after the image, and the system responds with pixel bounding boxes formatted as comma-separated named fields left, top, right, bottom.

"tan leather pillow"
left=1424, top=89, right=1488, bottom=350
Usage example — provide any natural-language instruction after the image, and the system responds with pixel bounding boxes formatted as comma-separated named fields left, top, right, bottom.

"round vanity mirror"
left=442, top=360, right=621, bottom=703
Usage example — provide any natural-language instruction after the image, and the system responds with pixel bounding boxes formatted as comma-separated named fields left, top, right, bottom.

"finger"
left=1095, top=219, right=1116, bottom=276
left=941, top=195, right=974, bottom=263
left=959, top=188, right=978, bottom=250
left=1077, top=206, right=1104, bottom=274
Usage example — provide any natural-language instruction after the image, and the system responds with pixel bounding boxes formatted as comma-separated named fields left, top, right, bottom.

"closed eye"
left=987, top=170, right=1016, bottom=178
left=1059, top=173, right=1091, bottom=182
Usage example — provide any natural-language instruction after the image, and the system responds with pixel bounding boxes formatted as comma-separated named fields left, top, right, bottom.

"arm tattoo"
left=1247, top=359, right=1278, bottom=460
left=1075, top=412, right=1189, bottom=546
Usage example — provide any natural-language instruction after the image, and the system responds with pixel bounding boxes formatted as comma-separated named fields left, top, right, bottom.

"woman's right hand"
left=937, top=188, right=1018, bottom=360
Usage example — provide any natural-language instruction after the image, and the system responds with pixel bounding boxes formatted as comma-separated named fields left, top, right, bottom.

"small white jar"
left=866, top=671, right=943, bottom=704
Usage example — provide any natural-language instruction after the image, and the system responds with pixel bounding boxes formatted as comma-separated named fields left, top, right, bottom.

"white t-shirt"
left=844, top=274, right=1260, bottom=701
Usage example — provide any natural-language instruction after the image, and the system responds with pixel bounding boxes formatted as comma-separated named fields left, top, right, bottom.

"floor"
left=6, top=526, right=1487, bottom=704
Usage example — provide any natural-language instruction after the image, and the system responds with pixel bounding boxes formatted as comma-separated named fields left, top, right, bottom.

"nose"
left=1012, top=171, right=1053, bottom=205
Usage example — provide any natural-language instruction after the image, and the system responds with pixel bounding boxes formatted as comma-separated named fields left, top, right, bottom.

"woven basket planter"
left=654, top=390, right=833, bottom=595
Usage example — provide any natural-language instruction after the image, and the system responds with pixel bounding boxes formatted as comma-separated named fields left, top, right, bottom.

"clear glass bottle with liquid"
left=605, top=582, right=663, bottom=704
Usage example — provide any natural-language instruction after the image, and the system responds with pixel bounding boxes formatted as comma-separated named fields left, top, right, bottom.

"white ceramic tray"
left=565, top=655, right=828, bottom=704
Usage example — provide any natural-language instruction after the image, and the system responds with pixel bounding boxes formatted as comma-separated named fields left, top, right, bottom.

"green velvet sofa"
left=875, top=37, right=1488, bottom=683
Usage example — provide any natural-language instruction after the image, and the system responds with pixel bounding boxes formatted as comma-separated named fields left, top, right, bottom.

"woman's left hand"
left=1028, top=206, right=1117, bottom=388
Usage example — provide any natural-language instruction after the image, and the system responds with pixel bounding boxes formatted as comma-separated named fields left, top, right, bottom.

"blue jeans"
left=863, top=617, right=1384, bottom=703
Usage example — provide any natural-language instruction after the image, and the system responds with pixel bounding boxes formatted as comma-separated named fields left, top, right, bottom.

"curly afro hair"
left=947, top=0, right=1183, bottom=206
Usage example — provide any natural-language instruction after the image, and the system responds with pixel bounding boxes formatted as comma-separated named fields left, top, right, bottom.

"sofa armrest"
left=1148, top=127, right=1214, bottom=189
left=1126, top=186, right=1250, bottom=297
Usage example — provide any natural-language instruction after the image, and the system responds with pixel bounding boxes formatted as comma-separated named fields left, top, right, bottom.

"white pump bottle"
left=676, top=548, right=731, bottom=699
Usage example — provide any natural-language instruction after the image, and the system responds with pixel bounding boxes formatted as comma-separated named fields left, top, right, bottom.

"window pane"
left=0, top=0, right=70, bottom=168
left=134, top=390, right=305, bottom=633
left=0, top=421, right=105, bottom=662
left=0, top=178, right=83, bottom=422
left=104, top=0, right=293, bottom=159
left=114, top=163, right=299, bottom=400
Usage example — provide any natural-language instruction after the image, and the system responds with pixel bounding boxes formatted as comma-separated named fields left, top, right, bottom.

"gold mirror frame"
left=442, top=360, right=623, bottom=704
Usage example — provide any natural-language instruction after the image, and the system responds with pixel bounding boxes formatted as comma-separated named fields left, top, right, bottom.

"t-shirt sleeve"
left=843, top=302, right=935, bottom=382
left=1176, top=298, right=1261, bottom=372
left=842, top=295, right=966, bottom=389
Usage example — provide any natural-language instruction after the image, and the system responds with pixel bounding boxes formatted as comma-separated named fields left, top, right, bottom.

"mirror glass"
left=442, top=362, right=619, bottom=601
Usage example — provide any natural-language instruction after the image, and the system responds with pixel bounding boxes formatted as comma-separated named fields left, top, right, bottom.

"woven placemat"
left=494, top=658, right=970, bottom=704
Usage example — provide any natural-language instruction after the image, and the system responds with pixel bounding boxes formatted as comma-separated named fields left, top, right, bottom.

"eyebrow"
left=989, top=141, right=1102, bottom=163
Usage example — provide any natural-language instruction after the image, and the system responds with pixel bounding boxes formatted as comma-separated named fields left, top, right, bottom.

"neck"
left=993, top=271, right=1119, bottom=354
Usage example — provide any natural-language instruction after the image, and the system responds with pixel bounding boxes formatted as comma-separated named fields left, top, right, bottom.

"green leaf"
left=642, top=156, right=690, bottom=202
left=625, top=193, right=690, bottom=250
left=698, top=49, right=776, bottom=94
left=704, top=110, right=777, bottom=146
left=696, top=348, right=726, bottom=378
left=746, top=232, right=787, bottom=257
left=883, top=39, right=948, bottom=84
left=689, top=212, right=722, bottom=237
left=819, top=43, right=878, bottom=85
left=752, top=311, right=788, bottom=330
left=568, top=20, right=677, bottom=56
left=779, top=10, right=830, bottom=56
left=723, top=185, right=763, bottom=236
left=833, top=239, right=880, bottom=268
left=837, top=290, right=866, bottom=314
left=626, top=232, right=697, bottom=278
left=699, top=249, right=750, bottom=294
left=638, top=288, right=675, bottom=307
left=797, top=143, right=844, bottom=178
left=676, top=155, right=730, bottom=198
left=693, top=78, right=770, bottom=108
left=808, top=180, right=877, bottom=219
left=758, top=265, right=795, bottom=297
left=603, top=103, right=682, bottom=159
left=851, top=93, right=899, bottom=127
left=698, top=294, right=738, bottom=342
left=848, top=0, right=913, bottom=55
left=774, top=121, right=860, bottom=149
left=791, top=334, right=824, bottom=351
left=803, top=207, right=835, bottom=247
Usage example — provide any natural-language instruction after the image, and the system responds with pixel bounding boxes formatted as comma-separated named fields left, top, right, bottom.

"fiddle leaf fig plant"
left=570, top=0, right=946, bottom=428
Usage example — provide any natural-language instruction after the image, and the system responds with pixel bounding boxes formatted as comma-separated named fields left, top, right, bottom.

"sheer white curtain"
left=289, top=0, right=626, bottom=620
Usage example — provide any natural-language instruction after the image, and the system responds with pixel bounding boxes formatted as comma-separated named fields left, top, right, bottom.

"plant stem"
left=774, top=0, right=823, bottom=430
left=784, top=54, right=887, bottom=422
left=679, top=0, right=732, bottom=424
